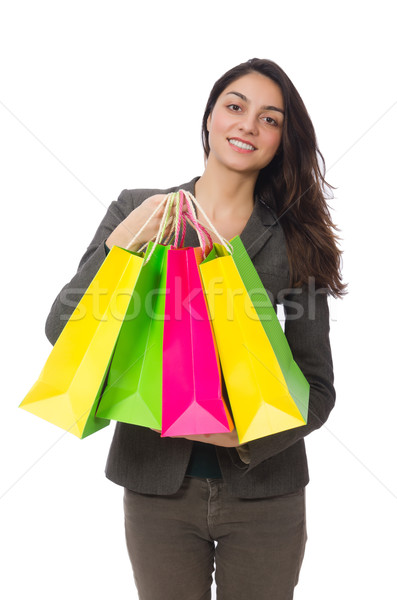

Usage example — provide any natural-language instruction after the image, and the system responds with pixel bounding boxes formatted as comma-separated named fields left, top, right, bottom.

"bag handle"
left=126, top=191, right=211, bottom=260
left=178, top=190, right=234, bottom=255
left=173, top=191, right=213, bottom=257
left=125, top=189, right=233, bottom=261
left=125, top=193, right=172, bottom=251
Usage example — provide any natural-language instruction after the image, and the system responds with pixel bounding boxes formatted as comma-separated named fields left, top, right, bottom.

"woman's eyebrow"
left=226, top=91, right=285, bottom=115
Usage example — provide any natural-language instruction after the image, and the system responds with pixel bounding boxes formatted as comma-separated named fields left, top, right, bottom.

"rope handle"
left=125, top=189, right=233, bottom=262
left=125, top=193, right=172, bottom=251
left=173, top=191, right=213, bottom=257
left=178, top=190, right=234, bottom=254
left=173, top=192, right=186, bottom=248
left=136, top=191, right=211, bottom=261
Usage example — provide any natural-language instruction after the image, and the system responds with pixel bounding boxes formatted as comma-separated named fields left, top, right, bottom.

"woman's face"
left=206, top=72, right=284, bottom=176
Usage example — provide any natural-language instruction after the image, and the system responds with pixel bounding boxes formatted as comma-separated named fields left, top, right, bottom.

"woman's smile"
left=227, top=137, right=257, bottom=153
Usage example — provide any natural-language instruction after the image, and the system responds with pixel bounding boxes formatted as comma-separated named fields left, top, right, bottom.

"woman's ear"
left=206, top=113, right=211, bottom=132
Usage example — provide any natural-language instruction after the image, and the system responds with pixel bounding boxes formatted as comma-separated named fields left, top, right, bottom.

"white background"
left=1, top=1, right=396, bottom=598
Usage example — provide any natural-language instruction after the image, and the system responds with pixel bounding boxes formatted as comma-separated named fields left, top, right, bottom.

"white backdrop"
left=1, top=1, right=396, bottom=598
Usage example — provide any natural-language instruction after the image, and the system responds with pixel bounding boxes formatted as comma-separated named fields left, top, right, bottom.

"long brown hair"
left=202, top=58, right=346, bottom=298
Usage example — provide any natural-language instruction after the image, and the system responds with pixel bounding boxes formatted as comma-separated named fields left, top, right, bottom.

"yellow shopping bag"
left=20, top=246, right=144, bottom=438
left=199, top=237, right=309, bottom=444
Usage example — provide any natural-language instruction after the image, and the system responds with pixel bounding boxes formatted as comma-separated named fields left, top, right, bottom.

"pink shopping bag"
left=161, top=246, right=233, bottom=437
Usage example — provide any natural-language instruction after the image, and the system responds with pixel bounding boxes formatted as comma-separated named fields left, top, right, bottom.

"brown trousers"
left=124, top=476, right=307, bottom=600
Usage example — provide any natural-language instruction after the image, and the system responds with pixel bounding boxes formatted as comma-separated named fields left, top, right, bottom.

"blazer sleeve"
left=45, top=189, right=135, bottom=345
left=242, top=282, right=336, bottom=472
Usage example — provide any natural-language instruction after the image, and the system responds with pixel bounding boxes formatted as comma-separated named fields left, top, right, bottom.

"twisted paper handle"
left=173, top=191, right=186, bottom=248
left=125, top=193, right=172, bottom=251
left=178, top=190, right=234, bottom=255
left=173, top=191, right=214, bottom=258
left=144, top=192, right=179, bottom=263
left=125, top=189, right=233, bottom=263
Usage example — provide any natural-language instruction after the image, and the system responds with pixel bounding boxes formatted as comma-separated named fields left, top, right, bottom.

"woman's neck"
left=194, top=159, right=257, bottom=221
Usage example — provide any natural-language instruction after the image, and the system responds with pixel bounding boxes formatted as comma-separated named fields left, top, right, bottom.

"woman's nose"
left=238, top=113, right=258, bottom=135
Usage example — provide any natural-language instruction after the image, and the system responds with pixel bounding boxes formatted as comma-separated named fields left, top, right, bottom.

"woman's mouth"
left=227, top=138, right=256, bottom=153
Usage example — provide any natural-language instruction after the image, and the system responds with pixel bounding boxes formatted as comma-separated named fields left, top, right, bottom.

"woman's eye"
left=227, top=104, right=242, bottom=112
left=262, top=116, right=278, bottom=126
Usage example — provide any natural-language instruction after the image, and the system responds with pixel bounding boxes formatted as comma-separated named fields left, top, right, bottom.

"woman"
left=45, top=58, right=345, bottom=599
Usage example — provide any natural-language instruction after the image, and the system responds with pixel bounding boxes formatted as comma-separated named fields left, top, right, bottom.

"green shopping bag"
left=96, top=242, right=169, bottom=429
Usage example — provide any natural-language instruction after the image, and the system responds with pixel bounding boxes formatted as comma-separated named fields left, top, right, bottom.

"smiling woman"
left=44, top=57, right=345, bottom=600
left=200, top=59, right=345, bottom=294
left=204, top=72, right=284, bottom=180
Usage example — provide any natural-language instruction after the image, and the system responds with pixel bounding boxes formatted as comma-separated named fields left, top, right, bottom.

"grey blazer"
left=45, top=176, right=335, bottom=499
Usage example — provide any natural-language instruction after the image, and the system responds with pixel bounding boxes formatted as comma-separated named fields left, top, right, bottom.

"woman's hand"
left=106, top=193, right=173, bottom=251
left=175, top=430, right=241, bottom=447
left=150, top=428, right=241, bottom=447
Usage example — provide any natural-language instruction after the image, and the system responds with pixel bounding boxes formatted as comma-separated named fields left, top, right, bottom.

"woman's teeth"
left=229, top=139, right=256, bottom=151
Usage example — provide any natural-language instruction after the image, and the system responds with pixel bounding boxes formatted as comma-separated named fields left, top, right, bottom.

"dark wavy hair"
left=202, top=58, right=346, bottom=298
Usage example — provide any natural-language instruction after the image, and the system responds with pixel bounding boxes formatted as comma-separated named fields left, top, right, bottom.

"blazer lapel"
left=240, top=199, right=277, bottom=260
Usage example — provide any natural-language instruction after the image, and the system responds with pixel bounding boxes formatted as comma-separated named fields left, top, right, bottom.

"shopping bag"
left=96, top=242, right=169, bottom=429
left=199, top=236, right=309, bottom=444
left=161, top=246, right=233, bottom=437
left=20, top=246, right=144, bottom=438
